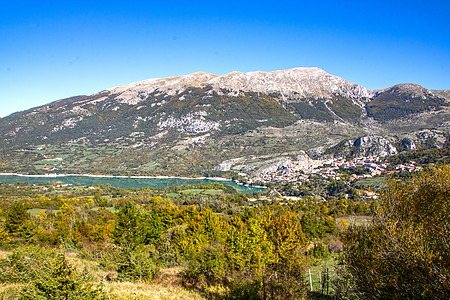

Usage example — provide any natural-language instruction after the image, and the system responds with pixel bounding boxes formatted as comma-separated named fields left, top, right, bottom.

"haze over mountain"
left=1, top=67, right=448, bottom=177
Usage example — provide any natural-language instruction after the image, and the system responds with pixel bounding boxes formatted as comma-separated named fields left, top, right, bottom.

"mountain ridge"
left=0, top=67, right=448, bottom=177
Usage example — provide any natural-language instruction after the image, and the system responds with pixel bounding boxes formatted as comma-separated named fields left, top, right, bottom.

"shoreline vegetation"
left=0, top=172, right=231, bottom=181
left=0, top=173, right=267, bottom=193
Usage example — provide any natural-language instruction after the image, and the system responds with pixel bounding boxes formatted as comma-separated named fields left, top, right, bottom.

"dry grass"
left=0, top=250, right=11, bottom=260
left=104, top=267, right=205, bottom=300
left=106, top=281, right=205, bottom=300
left=0, top=283, right=22, bottom=299
left=0, top=281, right=205, bottom=300
left=0, top=250, right=205, bottom=300
left=338, top=215, right=373, bottom=227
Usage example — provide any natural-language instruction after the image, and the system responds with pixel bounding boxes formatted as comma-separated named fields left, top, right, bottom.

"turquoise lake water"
left=0, top=174, right=263, bottom=194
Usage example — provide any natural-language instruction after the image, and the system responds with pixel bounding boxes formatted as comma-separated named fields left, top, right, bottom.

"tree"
left=0, top=246, right=106, bottom=299
left=20, top=252, right=107, bottom=299
left=112, top=202, right=160, bottom=282
left=337, top=165, right=450, bottom=299
left=112, top=201, right=142, bottom=250
left=5, top=202, right=30, bottom=235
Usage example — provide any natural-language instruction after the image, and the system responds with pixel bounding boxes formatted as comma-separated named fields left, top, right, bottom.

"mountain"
left=0, top=67, right=448, bottom=177
left=367, top=84, right=446, bottom=121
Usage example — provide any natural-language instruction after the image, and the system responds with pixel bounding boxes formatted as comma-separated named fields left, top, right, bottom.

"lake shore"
left=0, top=172, right=231, bottom=181
left=0, top=173, right=265, bottom=192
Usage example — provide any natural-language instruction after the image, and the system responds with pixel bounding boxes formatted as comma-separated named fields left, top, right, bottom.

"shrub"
left=0, top=245, right=107, bottom=299
left=312, top=243, right=330, bottom=259
left=116, top=245, right=160, bottom=282
left=5, top=202, right=30, bottom=235
left=337, top=165, right=450, bottom=299
left=20, top=253, right=107, bottom=299
left=183, top=242, right=228, bottom=288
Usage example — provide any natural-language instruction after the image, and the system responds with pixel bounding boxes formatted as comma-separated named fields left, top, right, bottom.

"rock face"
left=105, top=67, right=370, bottom=106
left=0, top=67, right=448, bottom=176
left=207, top=67, right=371, bottom=102
left=353, top=136, right=398, bottom=157
left=326, top=130, right=449, bottom=160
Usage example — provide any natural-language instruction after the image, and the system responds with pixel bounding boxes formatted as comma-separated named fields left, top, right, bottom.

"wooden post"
left=326, top=268, right=329, bottom=299
left=319, top=271, right=322, bottom=294
left=309, top=269, right=313, bottom=291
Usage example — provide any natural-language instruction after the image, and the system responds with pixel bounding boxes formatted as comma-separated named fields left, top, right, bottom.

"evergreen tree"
left=20, top=253, right=107, bottom=299
left=5, top=202, right=30, bottom=234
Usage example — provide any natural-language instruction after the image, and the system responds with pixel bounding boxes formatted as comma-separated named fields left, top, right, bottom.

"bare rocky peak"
left=209, top=67, right=371, bottom=101
left=107, top=72, right=218, bottom=105
left=104, top=67, right=371, bottom=105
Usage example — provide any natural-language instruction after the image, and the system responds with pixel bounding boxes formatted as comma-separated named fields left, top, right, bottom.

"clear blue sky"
left=1, top=0, right=449, bottom=117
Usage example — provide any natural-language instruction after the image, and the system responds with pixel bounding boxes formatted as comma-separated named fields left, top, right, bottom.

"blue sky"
left=1, top=0, right=449, bottom=117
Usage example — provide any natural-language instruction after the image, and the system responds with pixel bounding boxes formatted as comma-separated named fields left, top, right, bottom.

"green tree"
left=0, top=246, right=106, bottom=299
left=112, top=202, right=160, bottom=282
left=300, top=212, right=324, bottom=239
left=20, top=252, right=107, bottom=299
left=337, top=165, right=450, bottom=299
left=5, top=202, right=31, bottom=235
left=112, top=201, right=142, bottom=250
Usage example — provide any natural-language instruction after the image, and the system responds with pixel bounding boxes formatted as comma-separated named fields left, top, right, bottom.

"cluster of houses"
left=249, top=156, right=421, bottom=184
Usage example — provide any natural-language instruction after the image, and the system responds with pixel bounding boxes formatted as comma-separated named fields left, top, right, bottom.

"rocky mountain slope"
left=0, top=67, right=448, bottom=177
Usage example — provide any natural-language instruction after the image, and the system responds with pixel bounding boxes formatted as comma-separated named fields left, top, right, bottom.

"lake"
left=0, top=174, right=264, bottom=194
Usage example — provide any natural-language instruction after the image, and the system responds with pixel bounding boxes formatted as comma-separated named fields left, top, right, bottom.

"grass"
left=27, top=208, right=45, bottom=216
left=0, top=250, right=205, bottom=300
left=180, top=189, right=204, bottom=195
left=338, top=215, right=373, bottom=227
left=180, top=189, right=224, bottom=196
left=201, top=189, right=223, bottom=195
left=355, top=176, right=385, bottom=188
left=106, top=280, right=205, bottom=300
left=0, top=274, right=205, bottom=300
left=166, top=193, right=179, bottom=198
left=0, top=283, right=22, bottom=299
left=91, top=206, right=118, bottom=213
left=0, top=250, right=10, bottom=260
left=307, top=256, right=338, bottom=296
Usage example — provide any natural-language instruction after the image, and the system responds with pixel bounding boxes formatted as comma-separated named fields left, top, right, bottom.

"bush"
left=0, top=245, right=55, bottom=283
left=116, top=245, right=160, bottom=282
left=183, top=242, right=228, bottom=288
left=20, top=253, right=107, bottom=299
left=0, top=245, right=107, bottom=299
left=5, top=202, right=30, bottom=235
left=337, top=165, right=450, bottom=299
left=312, top=243, right=330, bottom=259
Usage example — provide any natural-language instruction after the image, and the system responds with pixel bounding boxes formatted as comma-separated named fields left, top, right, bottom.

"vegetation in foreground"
left=336, top=165, right=450, bottom=299
left=0, top=165, right=448, bottom=299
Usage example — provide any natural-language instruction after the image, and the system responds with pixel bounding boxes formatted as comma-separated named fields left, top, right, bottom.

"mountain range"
left=1, top=67, right=449, bottom=177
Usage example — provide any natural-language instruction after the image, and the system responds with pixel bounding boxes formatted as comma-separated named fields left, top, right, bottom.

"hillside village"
left=246, top=155, right=422, bottom=184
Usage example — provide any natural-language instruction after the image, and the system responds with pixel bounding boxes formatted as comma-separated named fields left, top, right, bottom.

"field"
left=354, top=176, right=385, bottom=188
left=338, top=215, right=373, bottom=227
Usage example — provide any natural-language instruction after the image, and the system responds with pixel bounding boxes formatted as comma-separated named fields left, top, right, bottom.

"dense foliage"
left=0, top=182, right=353, bottom=299
left=0, top=246, right=107, bottom=299
left=337, top=165, right=450, bottom=299
left=1, top=164, right=448, bottom=299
